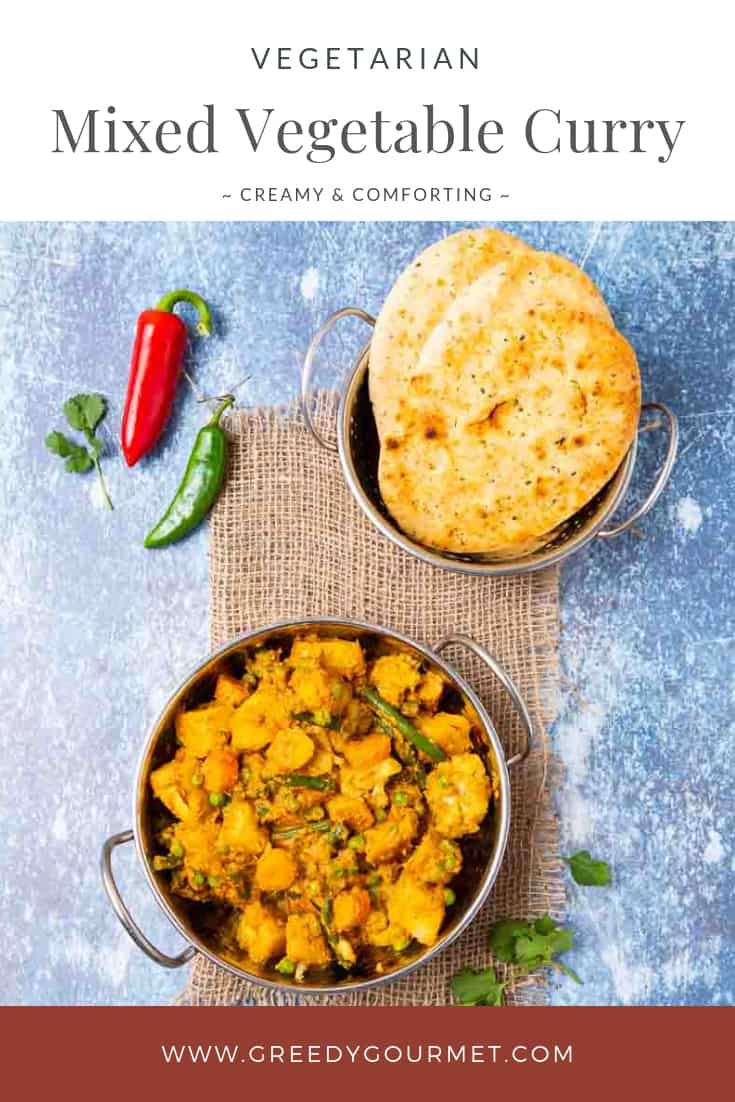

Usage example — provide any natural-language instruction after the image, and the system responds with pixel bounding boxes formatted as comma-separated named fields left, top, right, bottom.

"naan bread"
left=370, top=231, right=641, bottom=555
left=369, top=228, right=533, bottom=431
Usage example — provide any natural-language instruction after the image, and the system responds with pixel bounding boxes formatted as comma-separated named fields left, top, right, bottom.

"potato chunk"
left=364, top=809, right=419, bottom=865
left=326, top=794, right=375, bottom=832
left=286, top=913, right=331, bottom=967
left=214, top=673, right=250, bottom=708
left=388, top=872, right=445, bottom=946
left=218, top=800, right=267, bottom=856
left=290, top=638, right=365, bottom=677
left=265, top=728, right=315, bottom=773
left=150, top=759, right=207, bottom=821
left=176, top=704, right=232, bottom=757
left=237, top=902, right=286, bottom=964
left=344, top=733, right=391, bottom=768
left=416, top=670, right=446, bottom=710
left=230, top=685, right=293, bottom=752
left=369, top=654, right=421, bottom=706
left=255, top=847, right=298, bottom=892
left=417, top=712, right=471, bottom=756
left=333, top=887, right=371, bottom=933
left=425, top=753, right=490, bottom=838
left=202, top=748, right=239, bottom=793
left=405, top=831, right=462, bottom=884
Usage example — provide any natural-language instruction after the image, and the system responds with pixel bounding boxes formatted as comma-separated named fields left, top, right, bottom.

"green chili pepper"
left=144, top=396, right=234, bottom=549
left=283, top=774, right=334, bottom=791
left=361, top=687, right=447, bottom=763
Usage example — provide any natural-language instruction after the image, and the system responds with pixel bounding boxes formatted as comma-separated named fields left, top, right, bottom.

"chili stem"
left=155, top=289, right=213, bottom=337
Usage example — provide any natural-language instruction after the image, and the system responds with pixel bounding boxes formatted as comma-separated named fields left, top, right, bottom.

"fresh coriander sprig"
left=45, top=392, right=113, bottom=510
left=490, top=914, right=582, bottom=984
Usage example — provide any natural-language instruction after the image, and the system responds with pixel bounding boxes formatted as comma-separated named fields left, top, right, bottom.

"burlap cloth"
left=180, top=392, right=563, bottom=1006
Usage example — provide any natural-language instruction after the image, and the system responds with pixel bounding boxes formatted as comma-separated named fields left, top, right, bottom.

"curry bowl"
left=300, top=307, right=679, bottom=576
left=101, top=617, right=532, bottom=996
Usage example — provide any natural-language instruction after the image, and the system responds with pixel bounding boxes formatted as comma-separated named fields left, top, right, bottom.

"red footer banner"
left=2, top=1006, right=731, bottom=1098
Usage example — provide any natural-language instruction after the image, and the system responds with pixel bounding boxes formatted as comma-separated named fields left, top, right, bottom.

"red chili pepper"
left=120, top=289, right=212, bottom=467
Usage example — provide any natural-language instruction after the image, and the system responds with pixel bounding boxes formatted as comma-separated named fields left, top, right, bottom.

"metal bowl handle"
left=434, top=635, right=533, bottom=769
left=597, top=401, right=679, bottom=540
left=300, top=306, right=376, bottom=453
left=101, top=830, right=195, bottom=969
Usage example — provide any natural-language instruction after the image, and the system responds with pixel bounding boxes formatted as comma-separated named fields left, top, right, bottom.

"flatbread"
left=369, top=228, right=533, bottom=430
left=376, top=307, right=641, bottom=554
left=368, top=229, right=641, bottom=555
left=371, top=243, right=613, bottom=438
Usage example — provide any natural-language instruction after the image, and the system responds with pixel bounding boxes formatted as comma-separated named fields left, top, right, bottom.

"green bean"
left=283, top=774, right=335, bottom=791
left=361, top=687, right=447, bottom=762
left=292, top=710, right=341, bottom=731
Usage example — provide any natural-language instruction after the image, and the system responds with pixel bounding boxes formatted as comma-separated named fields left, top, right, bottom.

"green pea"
left=347, top=834, right=366, bottom=851
left=276, top=957, right=296, bottom=976
left=191, top=773, right=204, bottom=787
left=169, top=840, right=185, bottom=859
left=209, top=792, right=227, bottom=808
left=367, top=874, right=382, bottom=888
left=375, top=808, right=388, bottom=823
left=393, top=936, right=411, bottom=952
left=192, top=872, right=206, bottom=887
left=443, top=888, right=456, bottom=906
left=393, top=791, right=409, bottom=806
left=331, top=682, right=346, bottom=701
left=208, top=876, right=221, bottom=889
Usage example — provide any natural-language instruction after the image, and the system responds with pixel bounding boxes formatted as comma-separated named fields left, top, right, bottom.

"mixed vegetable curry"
left=149, top=634, right=495, bottom=983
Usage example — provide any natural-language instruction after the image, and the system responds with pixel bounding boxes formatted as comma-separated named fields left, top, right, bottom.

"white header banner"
left=2, top=1, right=730, bottom=220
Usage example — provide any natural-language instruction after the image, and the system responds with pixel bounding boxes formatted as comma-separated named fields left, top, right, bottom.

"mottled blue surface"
left=0, top=222, right=732, bottom=1006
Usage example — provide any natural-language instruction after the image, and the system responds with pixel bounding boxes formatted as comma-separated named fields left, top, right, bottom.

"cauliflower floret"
left=405, top=831, right=462, bottom=884
left=255, top=847, right=298, bottom=892
left=425, top=753, right=490, bottom=838
left=289, top=665, right=334, bottom=712
left=339, top=757, right=402, bottom=803
left=415, top=669, right=446, bottom=710
left=218, top=800, right=267, bottom=856
left=364, top=809, right=419, bottom=865
left=237, top=901, right=286, bottom=964
left=387, top=871, right=445, bottom=946
left=265, top=728, right=315, bottom=773
left=369, top=654, right=421, bottom=707
left=286, top=913, right=331, bottom=967
left=230, top=686, right=291, bottom=751
left=333, top=887, right=371, bottom=933
left=417, top=713, right=471, bottom=756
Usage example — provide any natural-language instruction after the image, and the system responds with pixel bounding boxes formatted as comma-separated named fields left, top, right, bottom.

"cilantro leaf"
left=489, top=914, right=581, bottom=984
left=451, top=966, right=505, bottom=1006
left=564, top=850, right=611, bottom=887
left=45, top=430, right=78, bottom=458
left=46, top=393, right=113, bottom=509
left=64, top=393, right=107, bottom=435
left=489, top=919, right=531, bottom=963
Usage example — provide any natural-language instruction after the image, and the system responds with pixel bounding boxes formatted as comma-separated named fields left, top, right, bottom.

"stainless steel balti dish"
left=300, top=308, right=679, bottom=577
left=101, top=618, right=532, bottom=996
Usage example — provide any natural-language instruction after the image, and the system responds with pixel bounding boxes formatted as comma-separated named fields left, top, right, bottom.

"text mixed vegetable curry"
left=149, top=634, right=495, bottom=982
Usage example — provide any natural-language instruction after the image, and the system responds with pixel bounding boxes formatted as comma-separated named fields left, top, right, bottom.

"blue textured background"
left=0, top=222, right=732, bottom=1006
